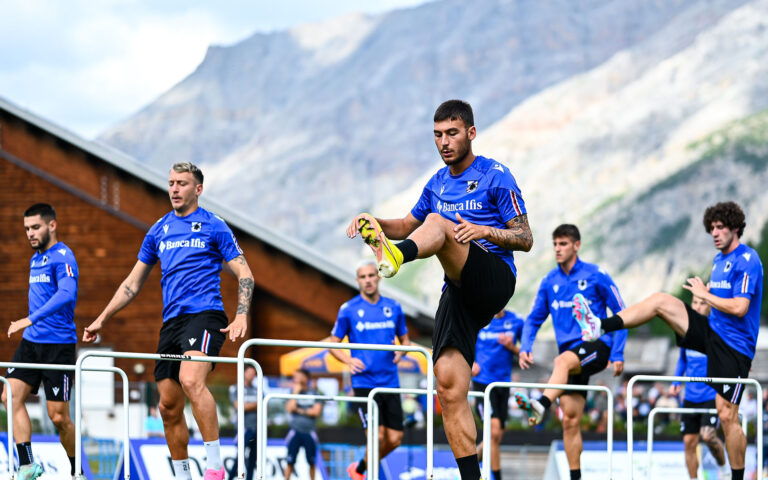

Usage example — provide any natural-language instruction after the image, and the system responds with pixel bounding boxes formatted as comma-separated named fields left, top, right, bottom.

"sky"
left=0, top=0, right=428, bottom=139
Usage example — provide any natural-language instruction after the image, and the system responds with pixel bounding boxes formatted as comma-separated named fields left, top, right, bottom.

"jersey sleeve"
left=672, top=349, right=686, bottom=387
left=732, top=257, right=762, bottom=300
left=609, top=328, right=627, bottom=362
left=138, top=230, right=158, bottom=265
left=29, top=276, right=77, bottom=323
left=331, top=306, right=350, bottom=339
left=513, top=315, right=524, bottom=344
left=596, top=269, right=626, bottom=314
left=521, top=280, right=550, bottom=352
left=489, top=170, right=527, bottom=223
left=410, top=185, right=433, bottom=222
left=395, top=304, right=407, bottom=337
left=213, top=220, right=244, bottom=262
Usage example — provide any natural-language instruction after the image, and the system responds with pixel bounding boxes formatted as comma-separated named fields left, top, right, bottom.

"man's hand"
left=519, top=351, right=534, bottom=369
left=346, top=214, right=369, bottom=239
left=453, top=213, right=489, bottom=243
left=498, top=333, right=515, bottom=349
left=393, top=351, right=404, bottom=364
left=220, top=314, right=248, bottom=342
left=471, top=362, right=480, bottom=377
left=8, top=318, right=32, bottom=338
left=347, top=357, right=366, bottom=374
left=683, top=276, right=708, bottom=299
left=611, top=361, right=624, bottom=377
left=83, top=319, right=103, bottom=343
left=668, top=384, right=681, bottom=396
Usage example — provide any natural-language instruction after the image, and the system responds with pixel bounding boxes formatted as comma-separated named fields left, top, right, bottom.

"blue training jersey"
left=522, top=258, right=627, bottom=361
left=138, top=207, right=243, bottom=321
left=708, top=243, right=763, bottom=359
left=672, top=348, right=716, bottom=403
left=410, top=156, right=527, bottom=276
left=25, top=241, right=79, bottom=344
left=331, top=295, right=407, bottom=389
left=473, top=311, right=524, bottom=385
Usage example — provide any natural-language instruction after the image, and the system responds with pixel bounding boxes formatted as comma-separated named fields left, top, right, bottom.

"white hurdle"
left=627, top=374, right=763, bottom=480
left=0, top=361, right=130, bottom=479
left=646, top=406, right=747, bottom=476
left=74, top=351, right=263, bottom=479
left=481, top=382, right=614, bottom=480
left=237, top=339, right=434, bottom=480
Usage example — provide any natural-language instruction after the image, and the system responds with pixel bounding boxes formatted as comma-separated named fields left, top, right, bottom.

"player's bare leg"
left=610, top=293, right=689, bottom=336
left=435, top=348, right=476, bottom=457
left=717, top=394, right=745, bottom=470
left=158, top=378, right=190, bottom=460
left=2, top=378, right=34, bottom=443
left=178, top=352, right=220, bottom=441
left=540, top=351, right=581, bottom=404
left=476, top=418, right=503, bottom=472
left=47, top=400, right=76, bottom=456
left=406, top=213, right=470, bottom=281
left=560, top=394, right=586, bottom=471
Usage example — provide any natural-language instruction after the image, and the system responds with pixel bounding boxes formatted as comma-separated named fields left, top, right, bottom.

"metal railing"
left=0, top=361, right=129, bottom=480
left=481, top=382, right=614, bottom=480
left=646, top=406, right=746, bottom=476
left=237, top=339, right=434, bottom=480
left=627, top=375, right=763, bottom=479
left=73, top=351, right=263, bottom=479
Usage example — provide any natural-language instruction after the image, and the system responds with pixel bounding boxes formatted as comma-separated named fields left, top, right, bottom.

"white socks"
left=172, top=459, right=192, bottom=480
left=204, top=439, right=223, bottom=470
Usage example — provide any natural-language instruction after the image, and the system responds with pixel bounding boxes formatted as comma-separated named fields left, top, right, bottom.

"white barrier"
left=237, top=339, right=434, bottom=480
left=481, top=381, right=614, bottom=480
left=647, top=406, right=746, bottom=476
left=73, top=351, right=263, bottom=479
left=627, top=375, right=763, bottom=480
left=0, top=361, right=129, bottom=479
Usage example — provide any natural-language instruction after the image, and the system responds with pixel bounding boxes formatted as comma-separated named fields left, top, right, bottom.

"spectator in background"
left=146, top=405, right=165, bottom=438
left=284, top=369, right=322, bottom=480
left=228, top=364, right=259, bottom=480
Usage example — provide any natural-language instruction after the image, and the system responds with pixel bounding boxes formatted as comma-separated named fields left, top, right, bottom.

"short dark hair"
left=172, top=162, right=204, bottom=184
left=24, top=203, right=56, bottom=222
left=434, top=100, right=474, bottom=127
left=552, top=224, right=580, bottom=242
left=703, top=201, right=746, bottom=237
left=296, top=368, right=311, bottom=379
left=244, top=363, right=256, bottom=372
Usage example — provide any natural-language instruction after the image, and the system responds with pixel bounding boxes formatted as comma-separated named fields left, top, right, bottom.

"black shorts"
left=677, top=304, right=752, bottom=404
left=285, top=430, right=318, bottom=466
left=472, top=381, right=510, bottom=428
left=353, top=388, right=404, bottom=432
left=680, top=399, right=719, bottom=436
left=154, top=310, right=228, bottom=382
left=432, top=242, right=516, bottom=367
left=565, top=340, right=611, bottom=398
left=6, top=339, right=75, bottom=402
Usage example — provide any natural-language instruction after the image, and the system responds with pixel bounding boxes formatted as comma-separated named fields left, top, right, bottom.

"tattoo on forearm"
left=237, top=278, right=254, bottom=315
left=123, top=285, right=136, bottom=299
left=487, top=214, right=533, bottom=251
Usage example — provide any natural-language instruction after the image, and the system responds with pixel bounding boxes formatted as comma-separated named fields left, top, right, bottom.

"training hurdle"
left=646, top=406, right=747, bottom=475
left=627, top=375, right=763, bottom=479
left=0, top=361, right=129, bottom=479
left=73, top=352, right=263, bottom=479
left=237, top=339, right=434, bottom=480
left=481, top=382, right=614, bottom=480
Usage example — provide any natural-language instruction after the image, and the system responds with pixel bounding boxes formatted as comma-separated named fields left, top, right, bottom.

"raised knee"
left=49, top=412, right=71, bottom=430
left=178, top=374, right=205, bottom=396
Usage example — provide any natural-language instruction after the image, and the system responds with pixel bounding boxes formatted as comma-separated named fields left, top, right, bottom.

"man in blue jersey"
left=513, top=224, right=626, bottom=480
left=471, top=309, right=524, bottom=480
left=576, top=201, right=763, bottom=480
left=2, top=204, right=79, bottom=480
left=346, top=100, right=533, bottom=480
left=84, top=163, right=254, bottom=480
left=326, top=260, right=410, bottom=480
left=670, top=296, right=728, bottom=480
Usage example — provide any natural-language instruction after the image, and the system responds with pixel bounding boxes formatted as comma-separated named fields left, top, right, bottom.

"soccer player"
left=346, top=100, right=532, bottom=480
left=471, top=309, right=524, bottom=480
left=514, top=224, right=626, bottom=480
left=575, top=201, right=763, bottom=480
left=326, top=259, right=410, bottom=480
left=670, top=296, right=728, bottom=480
left=2, top=204, right=79, bottom=480
left=83, top=162, right=254, bottom=480
left=284, top=368, right=323, bottom=480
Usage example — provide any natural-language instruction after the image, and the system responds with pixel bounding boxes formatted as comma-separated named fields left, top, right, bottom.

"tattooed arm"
left=84, top=260, right=154, bottom=342
left=222, top=255, right=254, bottom=341
left=453, top=213, right=533, bottom=252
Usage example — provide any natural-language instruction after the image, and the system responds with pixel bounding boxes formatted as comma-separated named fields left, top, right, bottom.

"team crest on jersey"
left=382, top=306, right=393, bottom=318
left=41, top=256, right=49, bottom=266
left=724, top=261, right=732, bottom=272
left=503, top=320, right=512, bottom=329
left=163, top=224, right=169, bottom=234
left=553, top=285, right=559, bottom=293
left=466, top=180, right=478, bottom=193
left=578, top=279, right=588, bottom=290
left=357, top=309, right=365, bottom=318
left=191, top=222, right=202, bottom=232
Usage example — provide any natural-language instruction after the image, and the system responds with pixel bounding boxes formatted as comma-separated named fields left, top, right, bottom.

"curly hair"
left=702, top=201, right=746, bottom=237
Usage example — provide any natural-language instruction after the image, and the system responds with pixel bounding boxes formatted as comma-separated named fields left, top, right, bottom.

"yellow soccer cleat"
left=356, top=213, right=403, bottom=278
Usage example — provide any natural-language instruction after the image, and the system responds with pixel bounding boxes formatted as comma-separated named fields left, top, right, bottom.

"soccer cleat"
left=514, top=392, right=545, bottom=426
left=17, top=463, right=44, bottom=480
left=572, top=293, right=603, bottom=341
left=347, top=462, right=366, bottom=480
left=203, top=467, right=226, bottom=480
left=356, top=213, right=403, bottom=278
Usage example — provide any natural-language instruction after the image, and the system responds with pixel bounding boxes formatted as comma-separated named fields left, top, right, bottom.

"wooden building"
left=0, top=97, right=433, bottom=383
